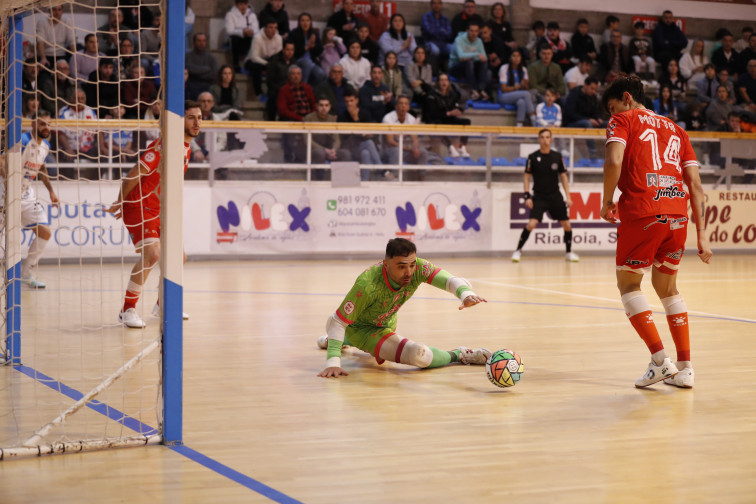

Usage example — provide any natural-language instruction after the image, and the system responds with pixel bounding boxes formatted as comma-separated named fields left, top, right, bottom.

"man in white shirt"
left=381, top=95, right=428, bottom=175
left=57, top=87, right=99, bottom=163
left=564, top=57, right=592, bottom=91
left=35, top=5, right=76, bottom=68
left=245, top=19, right=282, bottom=96
left=226, top=0, right=259, bottom=72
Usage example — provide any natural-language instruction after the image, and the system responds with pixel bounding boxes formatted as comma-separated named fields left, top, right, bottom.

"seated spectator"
left=190, top=92, right=225, bottom=163
left=712, top=31, right=740, bottom=77
left=57, top=87, right=99, bottom=162
left=225, top=0, right=259, bottom=73
left=697, top=63, right=718, bottom=109
left=737, top=59, right=756, bottom=115
left=378, top=14, right=416, bottom=73
left=526, top=21, right=545, bottom=57
left=602, top=15, right=619, bottom=45
left=599, top=29, right=631, bottom=83
left=527, top=45, right=564, bottom=104
left=716, top=68, right=737, bottom=105
left=184, top=67, right=204, bottom=102
left=338, top=88, right=383, bottom=178
left=290, top=12, right=325, bottom=87
left=633, top=48, right=657, bottom=83
left=122, top=65, right=158, bottom=119
left=737, top=34, right=756, bottom=76
left=360, top=65, right=394, bottom=122
left=654, top=84, right=684, bottom=128
left=265, top=41, right=296, bottom=120
left=140, top=11, right=161, bottom=68
left=120, top=0, right=154, bottom=30
left=35, top=4, right=76, bottom=68
left=22, top=58, right=38, bottom=93
left=71, top=34, right=103, bottom=82
left=450, top=22, right=489, bottom=101
left=259, top=0, right=290, bottom=40
left=382, top=51, right=405, bottom=99
left=356, top=23, right=380, bottom=65
left=23, top=95, right=41, bottom=119
left=480, top=21, right=510, bottom=86
left=489, top=2, right=516, bottom=49
left=209, top=65, right=244, bottom=114
left=299, top=97, right=351, bottom=167
left=629, top=21, right=653, bottom=59
left=679, top=39, right=708, bottom=85
left=734, top=26, right=753, bottom=53
left=39, top=59, right=75, bottom=115
left=186, top=33, right=219, bottom=93
left=277, top=66, right=316, bottom=121
left=564, top=57, right=591, bottom=91
left=245, top=19, right=283, bottom=96
left=328, top=0, right=359, bottom=44
left=571, top=18, right=597, bottom=63
left=686, top=103, right=705, bottom=131
left=316, top=64, right=352, bottom=118
left=361, top=0, right=389, bottom=43
left=451, top=0, right=483, bottom=40
left=320, top=27, right=347, bottom=74
left=421, top=0, right=453, bottom=71
left=407, top=46, right=433, bottom=99
left=652, top=10, right=688, bottom=68
left=101, top=106, right=137, bottom=164
left=498, top=49, right=533, bottom=126
left=382, top=95, right=428, bottom=170
left=659, top=59, right=688, bottom=105
left=705, top=86, right=734, bottom=130
left=535, top=87, right=562, bottom=127
left=539, top=22, right=572, bottom=73
left=98, top=8, right=138, bottom=58
left=340, top=40, right=371, bottom=90
left=117, top=38, right=139, bottom=80
left=85, top=58, right=119, bottom=118
left=422, top=73, right=470, bottom=158
left=563, top=77, right=605, bottom=128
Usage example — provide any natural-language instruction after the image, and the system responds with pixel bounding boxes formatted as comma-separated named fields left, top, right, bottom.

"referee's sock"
left=516, top=229, right=531, bottom=251
left=564, top=230, right=573, bottom=253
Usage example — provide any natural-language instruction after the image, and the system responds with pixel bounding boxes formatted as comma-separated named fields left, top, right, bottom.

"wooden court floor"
left=1, top=253, right=755, bottom=504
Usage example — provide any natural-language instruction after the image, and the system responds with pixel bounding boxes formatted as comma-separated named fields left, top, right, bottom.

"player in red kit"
left=600, top=74, right=712, bottom=388
left=107, top=101, right=202, bottom=328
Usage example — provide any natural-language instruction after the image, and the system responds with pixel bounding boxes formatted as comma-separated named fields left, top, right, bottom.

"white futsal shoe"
left=456, top=347, right=492, bottom=365
left=317, top=334, right=328, bottom=349
left=21, top=275, right=46, bottom=289
left=565, top=251, right=580, bottom=262
left=664, top=363, right=694, bottom=388
left=511, top=250, right=521, bottom=263
left=151, top=304, right=189, bottom=320
left=119, top=308, right=146, bottom=329
left=635, top=357, right=678, bottom=388
left=458, top=145, right=471, bottom=158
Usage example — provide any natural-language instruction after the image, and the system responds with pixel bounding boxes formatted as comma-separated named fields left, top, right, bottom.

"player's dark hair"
left=386, top=238, right=416, bottom=259
left=32, top=110, right=51, bottom=120
left=184, top=100, right=200, bottom=111
left=601, top=73, right=644, bottom=114
left=538, top=128, right=551, bottom=137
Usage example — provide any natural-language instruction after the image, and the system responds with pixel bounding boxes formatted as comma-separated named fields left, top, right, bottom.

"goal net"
left=0, top=0, right=178, bottom=458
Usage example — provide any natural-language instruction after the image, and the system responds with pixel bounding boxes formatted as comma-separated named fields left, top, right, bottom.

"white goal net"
left=1, top=0, right=169, bottom=458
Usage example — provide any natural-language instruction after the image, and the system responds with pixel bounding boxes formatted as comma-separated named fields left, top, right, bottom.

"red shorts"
left=123, top=204, right=160, bottom=248
left=616, top=214, right=688, bottom=275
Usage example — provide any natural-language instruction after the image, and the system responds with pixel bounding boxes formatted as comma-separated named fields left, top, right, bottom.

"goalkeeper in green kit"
left=317, top=238, right=491, bottom=378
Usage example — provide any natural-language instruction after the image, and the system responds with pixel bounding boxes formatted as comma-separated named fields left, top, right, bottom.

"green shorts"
left=345, top=325, right=397, bottom=365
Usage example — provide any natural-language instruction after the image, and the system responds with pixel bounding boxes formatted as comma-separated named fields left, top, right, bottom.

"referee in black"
left=512, top=128, right=579, bottom=262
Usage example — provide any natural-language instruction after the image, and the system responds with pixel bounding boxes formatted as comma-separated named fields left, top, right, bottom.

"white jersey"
left=20, top=132, right=50, bottom=201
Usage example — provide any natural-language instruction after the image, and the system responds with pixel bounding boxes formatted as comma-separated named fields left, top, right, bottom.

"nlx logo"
left=395, top=200, right=481, bottom=233
left=216, top=199, right=311, bottom=234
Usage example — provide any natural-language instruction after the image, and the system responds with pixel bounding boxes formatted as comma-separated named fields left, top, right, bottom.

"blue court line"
left=12, top=365, right=304, bottom=504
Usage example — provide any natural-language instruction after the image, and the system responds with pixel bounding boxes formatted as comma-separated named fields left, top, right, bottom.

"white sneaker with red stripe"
left=635, top=357, right=678, bottom=388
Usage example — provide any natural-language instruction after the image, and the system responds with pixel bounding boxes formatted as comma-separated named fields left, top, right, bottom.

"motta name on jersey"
left=638, top=113, right=677, bottom=131
left=653, top=186, right=686, bottom=201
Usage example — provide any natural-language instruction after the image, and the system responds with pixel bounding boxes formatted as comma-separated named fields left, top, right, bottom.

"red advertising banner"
left=332, top=0, right=397, bottom=18
left=632, top=16, right=686, bottom=35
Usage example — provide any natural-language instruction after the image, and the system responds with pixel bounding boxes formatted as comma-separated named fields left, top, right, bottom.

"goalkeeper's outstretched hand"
left=459, top=295, right=487, bottom=310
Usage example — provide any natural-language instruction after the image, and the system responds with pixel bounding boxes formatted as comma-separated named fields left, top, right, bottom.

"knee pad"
left=399, top=340, right=433, bottom=368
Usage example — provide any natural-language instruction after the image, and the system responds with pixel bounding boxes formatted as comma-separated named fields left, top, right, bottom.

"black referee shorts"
left=529, top=193, right=569, bottom=222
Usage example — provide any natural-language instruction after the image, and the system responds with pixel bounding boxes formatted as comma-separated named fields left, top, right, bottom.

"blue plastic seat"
left=501, top=103, right=516, bottom=112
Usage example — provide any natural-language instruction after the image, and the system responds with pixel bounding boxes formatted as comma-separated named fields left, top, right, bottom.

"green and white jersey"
left=334, top=257, right=470, bottom=331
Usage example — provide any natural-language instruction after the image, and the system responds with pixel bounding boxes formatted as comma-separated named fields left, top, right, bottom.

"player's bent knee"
left=37, top=225, right=52, bottom=240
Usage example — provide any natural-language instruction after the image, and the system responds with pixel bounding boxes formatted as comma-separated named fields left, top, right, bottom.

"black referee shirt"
left=525, top=149, right=566, bottom=196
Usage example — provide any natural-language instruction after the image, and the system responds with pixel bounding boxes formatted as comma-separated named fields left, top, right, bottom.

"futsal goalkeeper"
left=317, top=238, right=490, bottom=378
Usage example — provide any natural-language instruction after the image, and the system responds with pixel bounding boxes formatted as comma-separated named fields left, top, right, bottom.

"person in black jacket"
left=571, top=18, right=597, bottom=63
left=327, top=0, right=359, bottom=44
left=259, top=0, right=290, bottom=39
left=422, top=73, right=471, bottom=158
left=289, top=12, right=325, bottom=86
left=652, top=10, right=687, bottom=68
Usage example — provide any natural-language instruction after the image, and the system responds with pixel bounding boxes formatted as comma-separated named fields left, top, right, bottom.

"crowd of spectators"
left=16, top=0, right=756, bottom=175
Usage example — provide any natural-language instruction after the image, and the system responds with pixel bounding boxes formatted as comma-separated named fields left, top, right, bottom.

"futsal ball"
left=486, top=349, right=524, bottom=388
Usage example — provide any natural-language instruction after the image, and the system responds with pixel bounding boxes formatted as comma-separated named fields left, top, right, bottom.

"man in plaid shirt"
left=277, top=66, right=315, bottom=121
